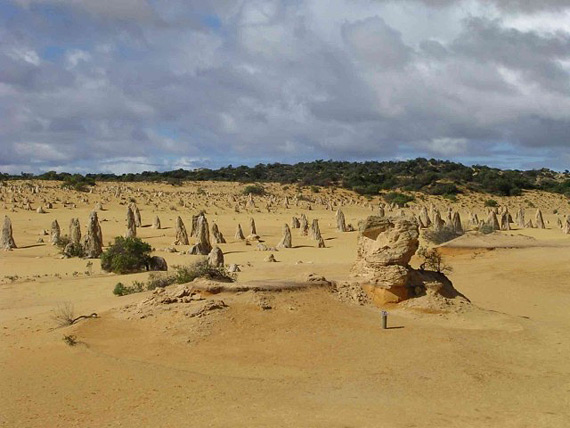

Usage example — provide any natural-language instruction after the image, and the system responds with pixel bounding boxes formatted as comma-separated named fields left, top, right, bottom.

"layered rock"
left=351, top=216, right=464, bottom=305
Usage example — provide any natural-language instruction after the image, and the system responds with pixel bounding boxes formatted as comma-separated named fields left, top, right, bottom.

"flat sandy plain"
left=1, top=181, right=569, bottom=427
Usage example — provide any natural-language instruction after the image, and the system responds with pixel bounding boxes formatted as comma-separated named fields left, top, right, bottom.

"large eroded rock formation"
left=351, top=216, right=465, bottom=305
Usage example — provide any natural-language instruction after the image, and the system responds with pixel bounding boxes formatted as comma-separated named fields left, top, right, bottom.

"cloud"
left=1, top=0, right=570, bottom=173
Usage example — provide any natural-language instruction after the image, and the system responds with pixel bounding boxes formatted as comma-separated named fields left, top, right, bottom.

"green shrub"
left=443, top=193, right=457, bottom=202
left=173, top=259, right=235, bottom=284
left=147, top=272, right=175, bottom=290
left=101, top=237, right=152, bottom=274
left=113, top=282, right=129, bottom=296
left=55, top=236, right=85, bottom=258
left=353, top=184, right=382, bottom=196
left=243, top=184, right=265, bottom=196
left=113, top=280, right=147, bottom=296
left=383, top=192, right=415, bottom=207
left=484, top=199, right=498, bottom=207
left=310, top=185, right=320, bottom=193
left=61, top=175, right=95, bottom=192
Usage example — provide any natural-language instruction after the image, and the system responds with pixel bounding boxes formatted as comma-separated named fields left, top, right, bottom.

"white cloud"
left=1, top=0, right=570, bottom=173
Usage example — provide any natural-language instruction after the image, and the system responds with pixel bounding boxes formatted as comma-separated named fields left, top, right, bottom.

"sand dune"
left=1, top=181, right=569, bottom=427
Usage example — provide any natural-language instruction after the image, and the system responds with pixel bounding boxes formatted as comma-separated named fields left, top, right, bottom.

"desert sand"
left=1, top=180, right=570, bottom=427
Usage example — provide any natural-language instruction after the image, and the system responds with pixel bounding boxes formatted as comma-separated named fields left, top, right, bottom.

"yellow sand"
left=1, top=181, right=569, bottom=427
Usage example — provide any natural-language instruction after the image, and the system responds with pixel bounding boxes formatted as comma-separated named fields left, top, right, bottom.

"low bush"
left=101, top=237, right=152, bottom=274
left=484, top=199, right=498, bottom=207
left=112, top=260, right=235, bottom=296
left=479, top=224, right=495, bottom=234
left=172, top=259, right=235, bottom=284
left=55, top=236, right=86, bottom=258
left=243, top=184, right=265, bottom=196
left=383, top=192, right=415, bottom=207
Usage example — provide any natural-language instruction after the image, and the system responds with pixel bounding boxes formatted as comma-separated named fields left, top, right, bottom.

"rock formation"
left=174, top=216, right=189, bottom=245
left=516, top=208, right=525, bottom=228
left=84, top=211, right=103, bottom=258
left=211, top=222, right=226, bottom=244
left=451, top=212, right=463, bottom=234
left=535, top=209, right=546, bottom=229
left=1, top=216, right=17, bottom=250
left=148, top=256, right=168, bottom=271
left=152, top=216, right=161, bottom=230
left=189, top=215, right=212, bottom=255
left=249, top=217, right=257, bottom=235
left=336, top=209, right=347, bottom=232
left=277, top=224, right=292, bottom=248
left=125, top=207, right=136, bottom=238
left=418, top=206, right=431, bottom=228
left=499, top=212, right=510, bottom=231
left=299, top=214, right=309, bottom=236
left=69, top=218, right=82, bottom=244
left=207, top=246, right=224, bottom=267
left=310, top=219, right=322, bottom=241
left=485, top=211, right=500, bottom=231
left=563, top=215, right=570, bottom=235
left=50, top=219, right=60, bottom=245
left=351, top=216, right=465, bottom=305
left=291, top=217, right=300, bottom=229
left=432, top=211, right=445, bottom=231
left=235, top=224, right=245, bottom=240
left=133, top=204, right=142, bottom=227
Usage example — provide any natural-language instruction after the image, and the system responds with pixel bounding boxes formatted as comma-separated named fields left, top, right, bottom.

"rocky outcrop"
left=299, top=214, right=309, bottom=236
left=1, top=216, right=16, bottom=250
left=84, top=211, right=103, bottom=258
left=291, top=216, right=300, bottom=229
left=69, top=218, right=82, bottom=245
left=189, top=215, right=212, bottom=255
left=277, top=224, right=292, bottom=248
left=207, top=246, right=224, bottom=267
left=174, top=216, right=189, bottom=245
left=125, top=207, right=136, bottom=238
left=50, top=219, right=60, bottom=245
left=535, top=209, right=546, bottom=229
left=211, top=222, right=226, bottom=244
left=351, top=216, right=465, bottom=305
left=336, top=209, right=347, bottom=232
left=249, top=218, right=257, bottom=236
left=235, top=224, right=245, bottom=240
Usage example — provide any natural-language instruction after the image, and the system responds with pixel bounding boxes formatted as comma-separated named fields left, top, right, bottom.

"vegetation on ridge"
left=3, top=158, right=570, bottom=198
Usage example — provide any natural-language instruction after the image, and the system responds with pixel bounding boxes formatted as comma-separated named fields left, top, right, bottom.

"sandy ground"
left=1, top=181, right=570, bottom=427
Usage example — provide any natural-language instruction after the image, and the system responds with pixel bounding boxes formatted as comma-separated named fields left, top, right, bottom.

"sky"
left=1, top=0, right=570, bottom=174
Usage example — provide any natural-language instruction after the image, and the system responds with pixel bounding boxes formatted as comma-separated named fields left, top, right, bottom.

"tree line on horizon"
left=2, top=158, right=570, bottom=198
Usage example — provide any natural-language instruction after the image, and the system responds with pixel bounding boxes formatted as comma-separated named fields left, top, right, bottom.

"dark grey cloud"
left=1, top=0, right=570, bottom=173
